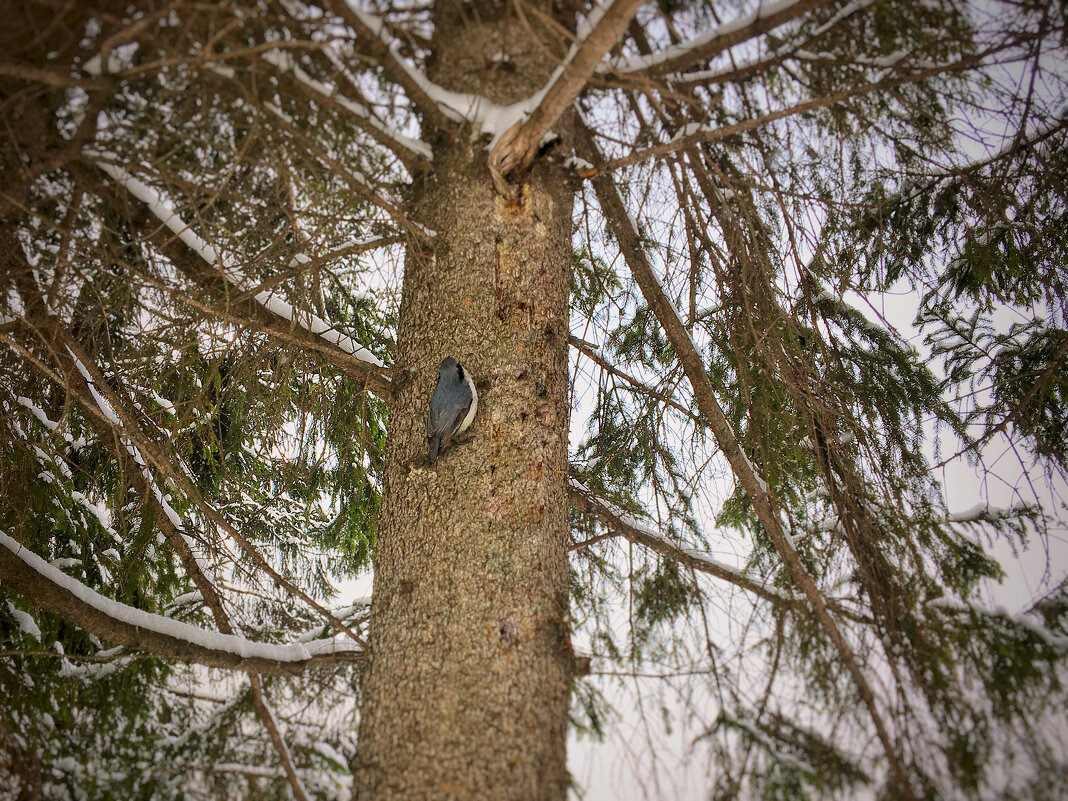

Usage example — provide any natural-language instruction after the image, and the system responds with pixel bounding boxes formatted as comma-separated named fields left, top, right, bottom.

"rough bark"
left=352, top=4, right=576, bottom=800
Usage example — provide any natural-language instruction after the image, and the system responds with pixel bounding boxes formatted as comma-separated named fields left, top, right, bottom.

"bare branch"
left=664, top=0, right=877, bottom=87
left=261, top=105, right=436, bottom=243
left=0, top=62, right=105, bottom=88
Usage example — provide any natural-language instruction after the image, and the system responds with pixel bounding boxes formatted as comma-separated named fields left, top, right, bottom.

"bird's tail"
left=428, top=434, right=440, bottom=464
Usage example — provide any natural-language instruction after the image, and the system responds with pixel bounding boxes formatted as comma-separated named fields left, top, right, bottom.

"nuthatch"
left=427, top=357, right=478, bottom=463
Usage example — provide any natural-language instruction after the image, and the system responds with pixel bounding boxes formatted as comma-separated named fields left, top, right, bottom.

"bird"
left=427, top=357, right=478, bottom=463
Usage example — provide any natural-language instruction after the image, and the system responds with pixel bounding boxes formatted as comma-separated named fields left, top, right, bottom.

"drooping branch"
left=0, top=531, right=361, bottom=676
left=6, top=301, right=346, bottom=798
left=5, top=290, right=370, bottom=653
left=55, top=333, right=369, bottom=650
left=568, top=479, right=795, bottom=606
left=569, top=335, right=699, bottom=423
left=576, top=122, right=918, bottom=801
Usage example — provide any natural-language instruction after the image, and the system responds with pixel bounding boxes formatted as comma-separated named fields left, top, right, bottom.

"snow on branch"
left=52, top=331, right=333, bottom=796
left=945, top=502, right=1037, bottom=525
left=330, top=0, right=644, bottom=174
left=590, top=51, right=989, bottom=175
left=328, top=0, right=458, bottom=132
left=663, top=0, right=884, bottom=85
left=610, top=0, right=824, bottom=76
left=0, top=531, right=362, bottom=675
left=90, top=156, right=391, bottom=397
left=926, top=597, right=1068, bottom=650
left=54, top=335, right=369, bottom=651
left=488, top=0, right=646, bottom=187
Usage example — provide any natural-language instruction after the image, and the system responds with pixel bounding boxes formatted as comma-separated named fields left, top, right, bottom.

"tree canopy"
left=1, top=0, right=1066, bottom=799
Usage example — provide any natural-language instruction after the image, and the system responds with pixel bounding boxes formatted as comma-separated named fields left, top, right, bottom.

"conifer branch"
left=613, top=0, right=829, bottom=77
left=576, top=122, right=918, bottom=801
left=5, top=295, right=370, bottom=654
left=590, top=50, right=996, bottom=175
left=569, top=335, right=698, bottom=422
left=568, top=479, right=795, bottom=606
left=325, top=0, right=455, bottom=132
left=7, top=302, right=347, bottom=800
left=250, top=675, right=313, bottom=801
left=83, top=162, right=393, bottom=398
left=259, top=51, right=434, bottom=177
left=0, top=531, right=362, bottom=676
left=59, top=334, right=369, bottom=650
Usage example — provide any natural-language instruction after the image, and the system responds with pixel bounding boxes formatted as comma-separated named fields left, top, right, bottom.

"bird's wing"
left=434, top=403, right=470, bottom=451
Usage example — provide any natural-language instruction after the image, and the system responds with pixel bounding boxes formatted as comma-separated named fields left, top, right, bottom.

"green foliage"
left=706, top=710, right=871, bottom=801
left=571, top=250, right=622, bottom=319
left=1, top=0, right=1066, bottom=799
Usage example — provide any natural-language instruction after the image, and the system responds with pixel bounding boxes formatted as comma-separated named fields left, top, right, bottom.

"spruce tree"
left=0, top=1, right=1065, bottom=799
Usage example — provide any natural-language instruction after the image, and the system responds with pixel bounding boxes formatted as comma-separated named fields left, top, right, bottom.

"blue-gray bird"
left=427, top=357, right=478, bottom=463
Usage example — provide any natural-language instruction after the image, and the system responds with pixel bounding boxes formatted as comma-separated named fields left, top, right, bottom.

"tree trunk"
left=352, top=5, right=576, bottom=799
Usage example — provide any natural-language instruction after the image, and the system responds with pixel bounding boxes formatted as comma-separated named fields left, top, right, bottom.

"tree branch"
left=591, top=52, right=989, bottom=175
left=576, top=122, right=918, bottom=801
left=613, top=0, right=828, bottom=77
left=250, top=676, right=312, bottom=801
left=57, top=333, right=370, bottom=650
left=260, top=50, right=434, bottom=177
left=260, top=104, right=435, bottom=243
left=0, top=531, right=361, bottom=676
left=83, top=161, right=393, bottom=399
left=325, top=0, right=454, bottom=132
left=0, top=62, right=106, bottom=88
left=489, top=0, right=646, bottom=183
left=570, top=334, right=698, bottom=422
left=568, top=479, right=794, bottom=606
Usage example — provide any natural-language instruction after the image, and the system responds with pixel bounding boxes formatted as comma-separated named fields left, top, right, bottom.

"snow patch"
left=6, top=601, right=42, bottom=640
